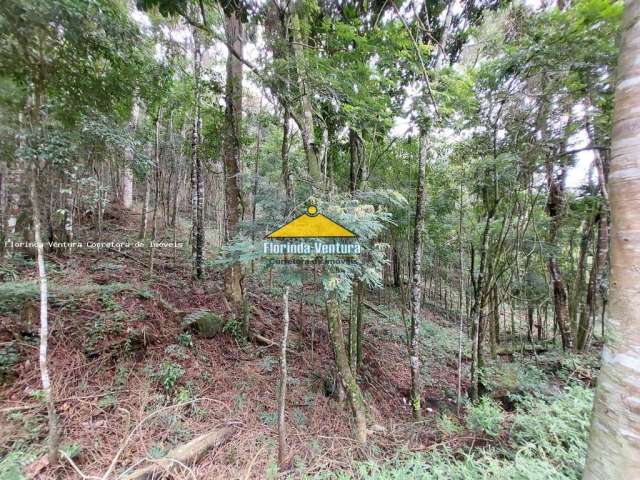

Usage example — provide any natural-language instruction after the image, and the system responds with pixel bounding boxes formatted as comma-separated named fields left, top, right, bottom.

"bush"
left=0, top=342, right=19, bottom=383
left=509, top=385, right=594, bottom=478
left=0, top=281, right=131, bottom=314
left=152, top=361, right=185, bottom=392
left=310, top=386, right=593, bottom=480
left=466, top=397, right=504, bottom=437
left=482, top=362, right=546, bottom=398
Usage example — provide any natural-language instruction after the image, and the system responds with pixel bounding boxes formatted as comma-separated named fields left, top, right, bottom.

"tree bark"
left=409, top=129, right=428, bottom=418
left=31, top=165, right=59, bottom=464
left=139, top=173, right=150, bottom=240
left=4, top=114, right=27, bottom=257
left=349, top=129, right=365, bottom=194
left=584, top=3, right=640, bottom=476
left=222, top=10, right=244, bottom=306
left=277, top=287, right=290, bottom=468
left=149, top=109, right=162, bottom=274
left=326, top=292, right=368, bottom=444
left=545, top=154, right=573, bottom=350
left=290, top=10, right=322, bottom=185
left=281, top=107, right=294, bottom=212
left=123, top=99, right=140, bottom=210
left=356, top=281, right=365, bottom=372
left=190, top=26, right=205, bottom=278
left=570, top=218, right=593, bottom=345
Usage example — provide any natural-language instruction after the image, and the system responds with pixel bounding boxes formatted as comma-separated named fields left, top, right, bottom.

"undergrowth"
left=0, top=281, right=132, bottom=314
left=308, top=385, right=593, bottom=480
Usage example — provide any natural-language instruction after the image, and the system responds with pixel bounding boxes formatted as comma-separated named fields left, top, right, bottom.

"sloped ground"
left=0, top=208, right=470, bottom=479
left=0, top=206, right=598, bottom=479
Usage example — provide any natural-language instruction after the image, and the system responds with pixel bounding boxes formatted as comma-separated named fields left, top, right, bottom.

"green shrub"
left=311, top=386, right=594, bottom=480
left=436, top=412, right=462, bottom=436
left=152, top=361, right=185, bottom=392
left=0, top=281, right=131, bottom=314
left=466, top=397, right=504, bottom=437
left=481, top=362, right=547, bottom=401
left=0, top=342, right=19, bottom=383
left=177, top=333, right=193, bottom=348
left=260, top=411, right=278, bottom=427
left=509, top=385, right=594, bottom=478
left=165, top=344, right=189, bottom=360
left=84, top=313, right=125, bottom=356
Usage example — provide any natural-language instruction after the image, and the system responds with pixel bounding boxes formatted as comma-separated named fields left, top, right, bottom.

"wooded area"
left=0, top=0, right=639, bottom=478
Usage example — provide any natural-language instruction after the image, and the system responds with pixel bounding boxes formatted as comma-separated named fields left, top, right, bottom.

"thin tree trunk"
left=349, top=129, right=364, bottom=194
left=281, top=107, right=293, bottom=212
left=457, top=164, right=465, bottom=413
left=545, top=154, right=573, bottom=350
left=222, top=9, right=244, bottom=308
left=356, top=281, right=365, bottom=372
left=251, top=100, right=263, bottom=273
left=348, top=291, right=357, bottom=374
left=326, top=291, right=368, bottom=444
left=31, top=166, right=59, bottom=464
left=149, top=109, right=162, bottom=274
left=277, top=286, right=290, bottom=468
left=290, top=10, right=322, bottom=185
left=0, top=163, right=6, bottom=255
left=140, top=174, right=150, bottom=240
left=409, top=129, right=428, bottom=419
left=571, top=218, right=593, bottom=344
left=584, top=4, right=640, bottom=475
left=489, top=286, right=498, bottom=358
left=190, top=26, right=205, bottom=278
left=123, top=99, right=140, bottom=210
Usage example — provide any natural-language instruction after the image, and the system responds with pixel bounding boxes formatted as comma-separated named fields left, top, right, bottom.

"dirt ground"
left=0, top=210, right=468, bottom=479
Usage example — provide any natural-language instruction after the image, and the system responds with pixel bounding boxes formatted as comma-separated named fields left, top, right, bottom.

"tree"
left=191, top=24, right=205, bottom=278
left=123, top=99, right=140, bottom=210
left=584, top=0, right=640, bottom=476
left=277, top=286, right=290, bottom=467
left=222, top=5, right=245, bottom=311
left=409, top=130, right=428, bottom=418
left=30, top=161, right=59, bottom=464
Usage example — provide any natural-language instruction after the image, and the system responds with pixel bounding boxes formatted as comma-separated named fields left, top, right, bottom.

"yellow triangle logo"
left=266, top=206, right=357, bottom=239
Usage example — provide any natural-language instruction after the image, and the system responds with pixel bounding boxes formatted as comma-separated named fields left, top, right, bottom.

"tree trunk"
left=584, top=3, right=640, bottom=476
left=544, top=154, right=573, bottom=350
left=489, top=286, right=498, bottom=358
left=349, top=129, right=364, bottom=194
left=31, top=165, right=59, bottom=464
left=190, top=26, right=205, bottom=278
left=580, top=146, right=611, bottom=348
left=222, top=10, right=244, bottom=307
left=326, top=292, right=368, bottom=444
left=290, top=10, right=322, bottom=185
left=570, top=218, right=593, bottom=344
left=457, top=168, right=465, bottom=413
left=409, top=129, right=428, bottom=418
left=356, top=281, right=365, bottom=372
left=0, top=162, right=6, bottom=255
left=149, top=110, right=162, bottom=274
left=348, top=291, right=358, bottom=374
left=4, top=114, right=27, bottom=257
left=527, top=304, right=534, bottom=342
left=392, top=236, right=401, bottom=288
left=277, top=287, right=290, bottom=468
left=470, top=210, right=493, bottom=401
left=281, top=107, right=294, bottom=212
left=123, top=99, right=140, bottom=210
left=139, top=174, right=150, bottom=240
